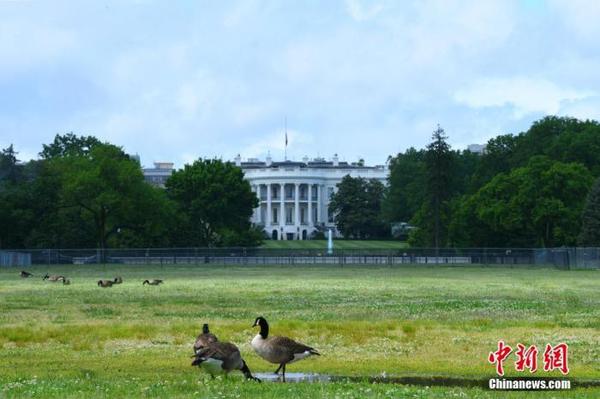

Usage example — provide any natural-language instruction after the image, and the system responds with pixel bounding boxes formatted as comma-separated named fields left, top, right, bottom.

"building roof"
left=239, top=158, right=385, bottom=170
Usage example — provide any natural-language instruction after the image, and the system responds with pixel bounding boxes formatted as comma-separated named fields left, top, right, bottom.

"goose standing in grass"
left=193, top=323, right=218, bottom=353
left=142, top=279, right=163, bottom=286
left=20, top=271, right=34, bottom=278
left=113, top=276, right=123, bottom=284
left=97, top=279, right=114, bottom=288
left=43, top=274, right=65, bottom=282
left=251, top=316, right=320, bottom=381
left=192, top=341, right=260, bottom=382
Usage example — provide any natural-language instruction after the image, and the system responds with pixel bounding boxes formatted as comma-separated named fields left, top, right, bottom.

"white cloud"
left=223, top=0, right=261, bottom=28
left=0, top=21, right=77, bottom=75
left=454, top=77, right=596, bottom=118
left=345, top=0, right=384, bottom=21
left=550, top=0, right=600, bottom=41
left=558, top=96, right=600, bottom=121
left=2, top=1, right=600, bottom=167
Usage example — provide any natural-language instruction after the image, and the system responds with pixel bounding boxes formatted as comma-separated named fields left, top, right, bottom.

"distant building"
left=141, top=155, right=389, bottom=240
left=467, top=144, right=487, bottom=154
left=143, top=162, right=174, bottom=187
left=237, top=154, right=388, bottom=240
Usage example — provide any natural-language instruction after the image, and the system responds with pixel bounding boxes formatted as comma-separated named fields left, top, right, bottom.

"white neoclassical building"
left=236, top=154, right=388, bottom=240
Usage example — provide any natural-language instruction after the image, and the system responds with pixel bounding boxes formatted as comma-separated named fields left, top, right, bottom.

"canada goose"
left=43, top=274, right=65, bottom=282
left=193, top=323, right=219, bottom=353
left=62, top=278, right=71, bottom=285
left=97, top=279, right=114, bottom=288
left=251, top=317, right=320, bottom=381
left=142, top=279, right=163, bottom=286
left=192, top=342, right=260, bottom=382
left=113, top=276, right=123, bottom=284
left=20, top=271, right=34, bottom=278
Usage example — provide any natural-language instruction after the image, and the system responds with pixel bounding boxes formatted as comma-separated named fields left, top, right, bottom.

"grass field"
left=1, top=264, right=599, bottom=398
left=259, top=239, right=408, bottom=249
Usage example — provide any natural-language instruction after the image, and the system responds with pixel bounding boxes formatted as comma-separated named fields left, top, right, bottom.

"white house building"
left=237, top=154, right=388, bottom=240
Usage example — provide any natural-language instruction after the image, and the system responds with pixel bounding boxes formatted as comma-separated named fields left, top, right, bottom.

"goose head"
left=143, top=280, right=149, bottom=285
left=202, top=323, right=210, bottom=334
left=252, top=316, right=269, bottom=339
left=43, top=274, right=49, bottom=280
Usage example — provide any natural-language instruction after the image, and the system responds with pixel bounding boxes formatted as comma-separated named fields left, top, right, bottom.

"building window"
left=286, top=207, right=293, bottom=224
left=272, top=208, right=278, bottom=224
left=260, top=186, right=267, bottom=200
left=286, top=185, right=294, bottom=200
left=328, top=187, right=334, bottom=199
left=300, top=208, right=305, bottom=224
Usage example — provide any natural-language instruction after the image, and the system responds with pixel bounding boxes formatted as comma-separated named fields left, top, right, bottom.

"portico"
left=238, top=155, right=388, bottom=240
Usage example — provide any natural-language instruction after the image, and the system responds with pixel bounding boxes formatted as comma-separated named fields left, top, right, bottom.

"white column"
left=295, top=183, right=300, bottom=239
left=316, top=184, right=322, bottom=224
left=266, top=184, right=272, bottom=227
left=280, top=183, right=285, bottom=239
left=308, top=184, right=313, bottom=227
left=253, top=185, right=258, bottom=223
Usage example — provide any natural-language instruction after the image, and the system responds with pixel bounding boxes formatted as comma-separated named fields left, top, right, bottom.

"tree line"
left=0, top=134, right=261, bottom=249
left=3, top=115, right=600, bottom=249
left=337, top=115, right=600, bottom=247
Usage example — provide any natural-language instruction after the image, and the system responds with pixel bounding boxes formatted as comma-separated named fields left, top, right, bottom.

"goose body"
left=251, top=317, right=320, bottom=381
left=193, top=323, right=218, bottom=353
left=20, top=271, right=33, bottom=278
left=43, top=274, right=65, bottom=282
left=143, top=279, right=163, bottom=286
left=192, top=342, right=260, bottom=381
left=97, top=279, right=114, bottom=288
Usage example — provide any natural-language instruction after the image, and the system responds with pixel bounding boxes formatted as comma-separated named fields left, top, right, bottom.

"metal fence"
left=1, top=247, right=599, bottom=269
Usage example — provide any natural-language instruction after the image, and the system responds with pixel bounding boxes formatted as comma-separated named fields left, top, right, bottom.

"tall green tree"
left=578, top=178, right=600, bottom=246
left=50, top=142, right=173, bottom=251
left=410, top=125, right=455, bottom=248
left=0, top=145, right=25, bottom=248
left=0, top=145, right=21, bottom=184
left=329, top=176, right=387, bottom=239
left=383, top=148, right=426, bottom=223
left=449, top=157, right=593, bottom=247
left=165, top=159, right=260, bottom=247
left=40, top=133, right=102, bottom=159
left=471, top=134, right=518, bottom=189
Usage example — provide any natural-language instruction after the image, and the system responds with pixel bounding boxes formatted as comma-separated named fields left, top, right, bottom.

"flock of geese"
left=20, top=271, right=163, bottom=287
left=192, top=317, right=320, bottom=382
left=19, top=271, right=320, bottom=381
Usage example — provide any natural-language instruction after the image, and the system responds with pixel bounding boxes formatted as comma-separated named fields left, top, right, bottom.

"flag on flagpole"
left=285, top=131, right=288, bottom=147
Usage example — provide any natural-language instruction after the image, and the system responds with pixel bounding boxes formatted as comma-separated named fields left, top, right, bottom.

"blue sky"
left=1, top=0, right=599, bottom=167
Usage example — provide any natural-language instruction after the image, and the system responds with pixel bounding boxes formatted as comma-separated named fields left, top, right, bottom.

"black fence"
left=1, top=247, right=599, bottom=269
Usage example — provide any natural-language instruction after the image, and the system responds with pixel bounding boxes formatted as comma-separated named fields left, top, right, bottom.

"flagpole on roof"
left=285, top=116, right=288, bottom=161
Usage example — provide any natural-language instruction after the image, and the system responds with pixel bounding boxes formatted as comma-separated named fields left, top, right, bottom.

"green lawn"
left=1, top=265, right=599, bottom=398
left=260, top=239, right=408, bottom=249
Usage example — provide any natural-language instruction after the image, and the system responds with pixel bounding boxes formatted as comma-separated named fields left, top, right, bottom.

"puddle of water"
left=254, top=373, right=331, bottom=383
